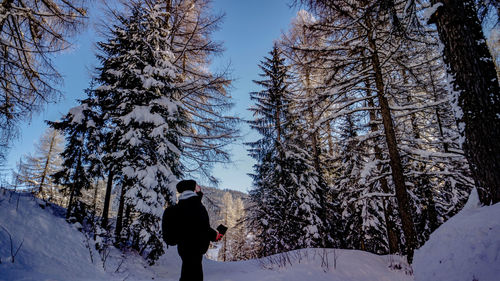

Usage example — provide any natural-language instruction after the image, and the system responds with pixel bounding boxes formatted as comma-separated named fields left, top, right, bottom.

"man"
left=173, top=179, right=223, bottom=281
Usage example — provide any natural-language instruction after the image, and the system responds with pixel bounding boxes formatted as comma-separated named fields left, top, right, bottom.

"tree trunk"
left=308, top=101, right=321, bottom=175
left=402, top=69, right=440, bottom=235
left=424, top=183, right=439, bottom=233
left=358, top=220, right=366, bottom=251
left=92, top=178, right=99, bottom=214
left=38, top=131, right=57, bottom=200
left=124, top=203, right=132, bottom=241
left=274, top=48, right=284, bottom=162
left=366, top=94, right=400, bottom=254
left=367, top=21, right=417, bottom=262
left=427, top=62, right=449, bottom=153
left=305, top=62, right=329, bottom=246
left=429, top=0, right=500, bottom=204
left=101, top=169, right=114, bottom=228
left=66, top=150, right=82, bottom=219
left=115, top=183, right=126, bottom=242
left=402, top=69, right=421, bottom=140
left=326, top=122, right=335, bottom=157
left=66, top=186, right=76, bottom=219
left=0, top=0, right=13, bottom=125
left=300, top=25, right=322, bottom=174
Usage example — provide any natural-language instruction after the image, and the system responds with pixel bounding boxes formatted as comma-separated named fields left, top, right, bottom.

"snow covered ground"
left=0, top=189, right=412, bottom=281
left=413, top=189, right=500, bottom=281
left=1, top=188, right=498, bottom=281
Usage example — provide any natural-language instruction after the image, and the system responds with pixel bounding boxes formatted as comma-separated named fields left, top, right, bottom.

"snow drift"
left=413, top=189, right=500, bottom=281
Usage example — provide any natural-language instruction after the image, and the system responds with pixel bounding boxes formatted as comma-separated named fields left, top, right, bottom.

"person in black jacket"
left=173, top=179, right=223, bottom=281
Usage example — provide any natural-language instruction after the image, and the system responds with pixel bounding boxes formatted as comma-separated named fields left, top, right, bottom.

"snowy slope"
left=0, top=190, right=110, bottom=281
left=0, top=189, right=414, bottom=281
left=413, top=189, right=500, bottom=281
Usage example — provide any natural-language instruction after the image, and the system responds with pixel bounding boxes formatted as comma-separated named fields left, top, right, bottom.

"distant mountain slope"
left=201, top=186, right=248, bottom=224
left=0, top=188, right=414, bottom=281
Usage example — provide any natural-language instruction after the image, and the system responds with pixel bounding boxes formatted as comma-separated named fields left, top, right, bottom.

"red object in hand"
left=215, top=233, right=224, bottom=242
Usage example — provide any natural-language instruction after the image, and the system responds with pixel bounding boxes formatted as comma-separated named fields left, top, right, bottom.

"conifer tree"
left=49, top=0, right=236, bottom=263
left=88, top=2, right=183, bottom=262
left=282, top=3, right=476, bottom=261
left=13, top=128, right=65, bottom=203
left=51, top=0, right=236, bottom=263
left=247, top=45, right=326, bottom=256
left=49, top=97, right=100, bottom=219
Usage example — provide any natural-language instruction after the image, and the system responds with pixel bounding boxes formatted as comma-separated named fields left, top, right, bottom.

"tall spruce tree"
left=51, top=0, right=238, bottom=263
left=90, top=2, right=183, bottom=262
left=247, top=45, right=326, bottom=256
left=51, top=0, right=236, bottom=263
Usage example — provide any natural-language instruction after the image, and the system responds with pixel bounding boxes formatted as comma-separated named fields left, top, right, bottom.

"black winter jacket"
left=176, top=193, right=217, bottom=255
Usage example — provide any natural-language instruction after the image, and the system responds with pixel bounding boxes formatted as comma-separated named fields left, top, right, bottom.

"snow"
left=154, top=96, right=179, bottom=115
left=121, top=105, right=165, bottom=126
left=445, top=71, right=466, bottom=148
left=68, top=104, right=88, bottom=124
left=0, top=191, right=109, bottom=281
left=413, top=189, right=500, bottom=281
left=0, top=189, right=414, bottom=281
left=461, top=188, right=482, bottom=210
left=96, top=85, right=111, bottom=91
left=423, top=2, right=443, bottom=23
left=4, top=188, right=498, bottom=281
left=106, top=69, right=123, bottom=78
left=295, top=9, right=316, bottom=25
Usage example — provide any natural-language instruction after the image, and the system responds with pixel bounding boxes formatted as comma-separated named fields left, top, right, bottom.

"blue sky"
left=5, top=0, right=299, bottom=193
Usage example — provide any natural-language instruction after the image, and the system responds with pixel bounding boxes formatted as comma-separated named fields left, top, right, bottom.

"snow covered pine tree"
left=247, top=45, right=327, bottom=257
left=52, top=0, right=237, bottom=264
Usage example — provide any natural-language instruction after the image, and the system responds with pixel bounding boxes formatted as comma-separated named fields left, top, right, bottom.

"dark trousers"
left=179, top=253, right=203, bottom=281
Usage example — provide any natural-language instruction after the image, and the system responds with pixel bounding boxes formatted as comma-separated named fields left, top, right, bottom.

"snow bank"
left=0, top=190, right=413, bottom=281
left=414, top=189, right=500, bottom=281
left=0, top=190, right=109, bottom=281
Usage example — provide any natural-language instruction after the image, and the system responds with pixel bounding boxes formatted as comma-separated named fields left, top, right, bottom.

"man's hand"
left=215, top=232, right=224, bottom=242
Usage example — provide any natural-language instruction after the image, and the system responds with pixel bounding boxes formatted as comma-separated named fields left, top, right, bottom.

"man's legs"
left=180, top=254, right=203, bottom=281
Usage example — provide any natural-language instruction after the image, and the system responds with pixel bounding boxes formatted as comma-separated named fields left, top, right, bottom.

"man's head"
left=176, top=179, right=197, bottom=193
